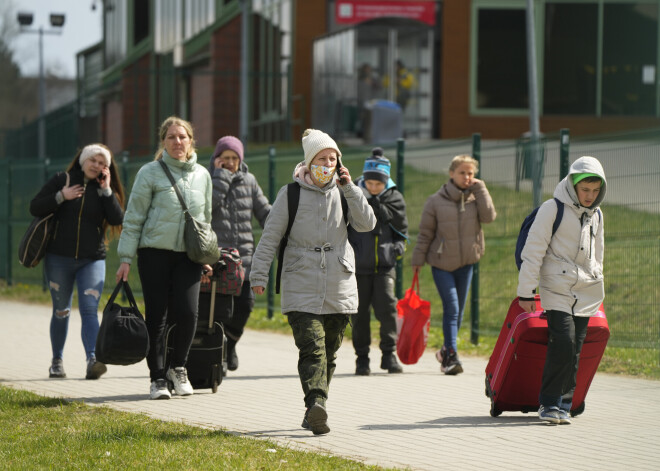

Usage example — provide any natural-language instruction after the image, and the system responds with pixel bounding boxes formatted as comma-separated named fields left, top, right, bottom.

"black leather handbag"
left=18, top=173, right=69, bottom=268
left=96, top=281, right=150, bottom=365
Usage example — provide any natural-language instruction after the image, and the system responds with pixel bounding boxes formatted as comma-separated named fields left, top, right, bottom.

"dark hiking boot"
left=442, top=348, right=463, bottom=375
left=355, top=355, right=371, bottom=376
left=380, top=353, right=403, bottom=374
left=304, top=403, right=330, bottom=435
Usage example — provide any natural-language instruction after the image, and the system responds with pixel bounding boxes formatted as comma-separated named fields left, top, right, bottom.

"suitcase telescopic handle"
left=209, top=279, right=217, bottom=330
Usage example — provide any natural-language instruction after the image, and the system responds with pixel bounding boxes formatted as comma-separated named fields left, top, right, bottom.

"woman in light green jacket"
left=116, top=116, right=213, bottom=400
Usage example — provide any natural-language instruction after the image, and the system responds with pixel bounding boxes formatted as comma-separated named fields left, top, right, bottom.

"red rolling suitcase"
left=485, top=295, right=609, bottom=418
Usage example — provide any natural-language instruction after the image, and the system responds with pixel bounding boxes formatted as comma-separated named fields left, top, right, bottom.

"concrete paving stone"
left=1, top=300, right=659, bottom=471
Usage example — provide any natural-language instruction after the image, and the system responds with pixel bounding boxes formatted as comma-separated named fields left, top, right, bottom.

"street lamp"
left=17, top=12, right=66, bottom=160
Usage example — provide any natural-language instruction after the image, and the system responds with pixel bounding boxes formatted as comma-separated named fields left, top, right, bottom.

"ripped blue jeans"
left=44, top=253, right=106, bottom=361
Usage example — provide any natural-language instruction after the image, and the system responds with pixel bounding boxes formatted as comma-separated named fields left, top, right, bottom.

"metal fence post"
left=267, top=146, right=276, bottom=319
left=470, top=133, right=481, bottom=345
left=560, top=128, right=570, bottom=180
left=395, top=138, right=405, bottom=299
left=41, top=158, right=51, bottom=291
left=5, top=160, right=12, bottom=286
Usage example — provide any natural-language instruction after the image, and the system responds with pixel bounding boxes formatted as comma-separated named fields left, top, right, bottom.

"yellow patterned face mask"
left=310, top=165, right=336, bottom=185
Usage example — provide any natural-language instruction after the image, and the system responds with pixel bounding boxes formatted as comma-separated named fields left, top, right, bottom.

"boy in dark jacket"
left=348, top=148, right=408, bottom=375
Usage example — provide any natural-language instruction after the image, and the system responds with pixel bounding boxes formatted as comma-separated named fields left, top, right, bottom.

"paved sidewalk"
left=2, top=300, right=659, bottom=470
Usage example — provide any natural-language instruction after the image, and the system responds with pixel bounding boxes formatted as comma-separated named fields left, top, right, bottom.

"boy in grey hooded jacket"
left=517, top=156, right=607, bottom=425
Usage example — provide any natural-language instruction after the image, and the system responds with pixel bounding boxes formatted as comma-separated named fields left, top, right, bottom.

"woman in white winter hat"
left=250, top=129, right=376, bottom=435
left=29, top=143, right=125, bottom=381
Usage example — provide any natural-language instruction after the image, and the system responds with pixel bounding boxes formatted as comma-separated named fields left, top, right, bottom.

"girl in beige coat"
left=412, top=155, right=496, bottom=374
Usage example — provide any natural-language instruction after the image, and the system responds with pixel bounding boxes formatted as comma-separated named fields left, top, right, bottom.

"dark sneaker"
left=49, top=358, right=66, bottom=378
left=150, top=379, right=172, bottom=400
left=166, top=367, right=194, bottom=396
left=305, top=404, right=330, bottom=435
left=380, top=353, right=403, bottom=374
left=355, top=356, right=371, bottom=376
left=227, top=338, right=239, bottom=371
left=442, top=348, right=463, bottom=375
left=558, top=409, right=572, bottom=425
left=538, top=405, right=561, bottom=424
left=85, top=358, right=107, bottom=380
left=436, top=346, right=447, bottom=370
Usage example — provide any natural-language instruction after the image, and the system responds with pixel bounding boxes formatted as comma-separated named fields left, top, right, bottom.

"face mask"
left=310, top=165, right=335, bottom=185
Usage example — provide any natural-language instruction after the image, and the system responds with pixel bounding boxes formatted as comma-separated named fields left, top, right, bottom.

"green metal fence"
left=2, top=129, right=659, bottom=351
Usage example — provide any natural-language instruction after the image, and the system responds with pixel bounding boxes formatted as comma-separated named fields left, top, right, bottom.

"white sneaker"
left=166, top=367, right=194, bottom=396
left=150, top=379, right=171, bottom=400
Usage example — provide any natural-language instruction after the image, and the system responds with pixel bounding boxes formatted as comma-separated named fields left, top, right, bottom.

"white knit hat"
left=302, top=129, right=341, bottom=167
left=79, top=144, right=111, bottom=167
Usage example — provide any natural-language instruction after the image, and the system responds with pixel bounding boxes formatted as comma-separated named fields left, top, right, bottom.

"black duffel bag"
left=96, top=280, right=149, bottom=365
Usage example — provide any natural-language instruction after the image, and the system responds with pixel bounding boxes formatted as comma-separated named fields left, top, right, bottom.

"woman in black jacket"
left=30, top=143, right=125, bottom=380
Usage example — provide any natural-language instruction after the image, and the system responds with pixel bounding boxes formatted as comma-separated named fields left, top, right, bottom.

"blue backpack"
left=514, top=198, right=564, bottom=271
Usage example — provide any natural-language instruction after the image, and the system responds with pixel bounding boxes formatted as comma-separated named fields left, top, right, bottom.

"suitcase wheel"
left=490, top=399, right=502, bottom=418
left=210, top=365, right=222, bottom=393
left=571, top=402, right=585, bottom=417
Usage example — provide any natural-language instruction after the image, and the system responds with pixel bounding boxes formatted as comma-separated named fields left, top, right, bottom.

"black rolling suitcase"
left=166, top=279, right=229, bottom=393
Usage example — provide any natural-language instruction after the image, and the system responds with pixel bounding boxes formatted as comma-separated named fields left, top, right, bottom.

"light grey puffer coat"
left=517, top=156, right=607, bottom=317
left=250, top=163, right=376, bottom=315
left=208, top=159, right=270, bottom=270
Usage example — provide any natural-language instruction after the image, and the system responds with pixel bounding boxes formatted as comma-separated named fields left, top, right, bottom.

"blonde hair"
left=449, top=154, right=479, bottom=173
left=154, top=116, right=196, bottom=161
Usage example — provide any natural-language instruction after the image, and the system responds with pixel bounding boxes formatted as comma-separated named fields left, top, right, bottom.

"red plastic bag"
left=396, top=272, right=431, bottom=365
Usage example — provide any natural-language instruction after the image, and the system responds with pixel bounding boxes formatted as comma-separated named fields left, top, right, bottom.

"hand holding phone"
left=336, top=157, right=350, bottom=186
left=97, top=168, right=110, bottom=188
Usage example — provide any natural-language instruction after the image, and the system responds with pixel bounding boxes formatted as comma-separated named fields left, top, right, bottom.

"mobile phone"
left=336, top=156, right=347, bottom=184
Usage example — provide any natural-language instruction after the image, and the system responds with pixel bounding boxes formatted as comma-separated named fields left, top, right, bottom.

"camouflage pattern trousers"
left=287, top=311, right=350, bottom=408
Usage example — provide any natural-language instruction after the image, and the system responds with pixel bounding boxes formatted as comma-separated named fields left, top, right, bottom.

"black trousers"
left=539, top=310, right=589, bottom=410
left=137, top=248, right=201, bottom=381
left=352, top=270, right=398, bottom=358
left=223, top=279, right=255, bottom=342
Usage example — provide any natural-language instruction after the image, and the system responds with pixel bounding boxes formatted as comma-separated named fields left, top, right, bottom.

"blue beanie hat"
left=363, top=147, right=391, bottom=184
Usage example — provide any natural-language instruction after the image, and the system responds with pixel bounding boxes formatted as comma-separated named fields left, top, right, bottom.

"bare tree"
left=0, top=0, right=40, bottom=157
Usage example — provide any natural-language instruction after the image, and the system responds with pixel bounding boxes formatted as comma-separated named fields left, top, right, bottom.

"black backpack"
left=275, top=182, right=348, bottom=294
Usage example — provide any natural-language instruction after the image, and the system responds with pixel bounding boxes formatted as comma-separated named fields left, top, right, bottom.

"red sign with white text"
left=335, top=1, right=436, bottom=26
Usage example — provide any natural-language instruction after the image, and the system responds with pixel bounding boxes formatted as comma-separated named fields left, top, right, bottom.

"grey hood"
left=554, top=156, right=607, bottom=210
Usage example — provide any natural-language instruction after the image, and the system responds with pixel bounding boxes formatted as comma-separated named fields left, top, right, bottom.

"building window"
left=105, top=0, right=127, bottom=67
left=475, top=8, right=528, bottom=110
left=134, top=0, right=150, bottom=45
left=473, top=1, right=659, bottom=117
left=602, top=3, right=657, bottom=116
left=543, top=3, right=597, bottom=114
